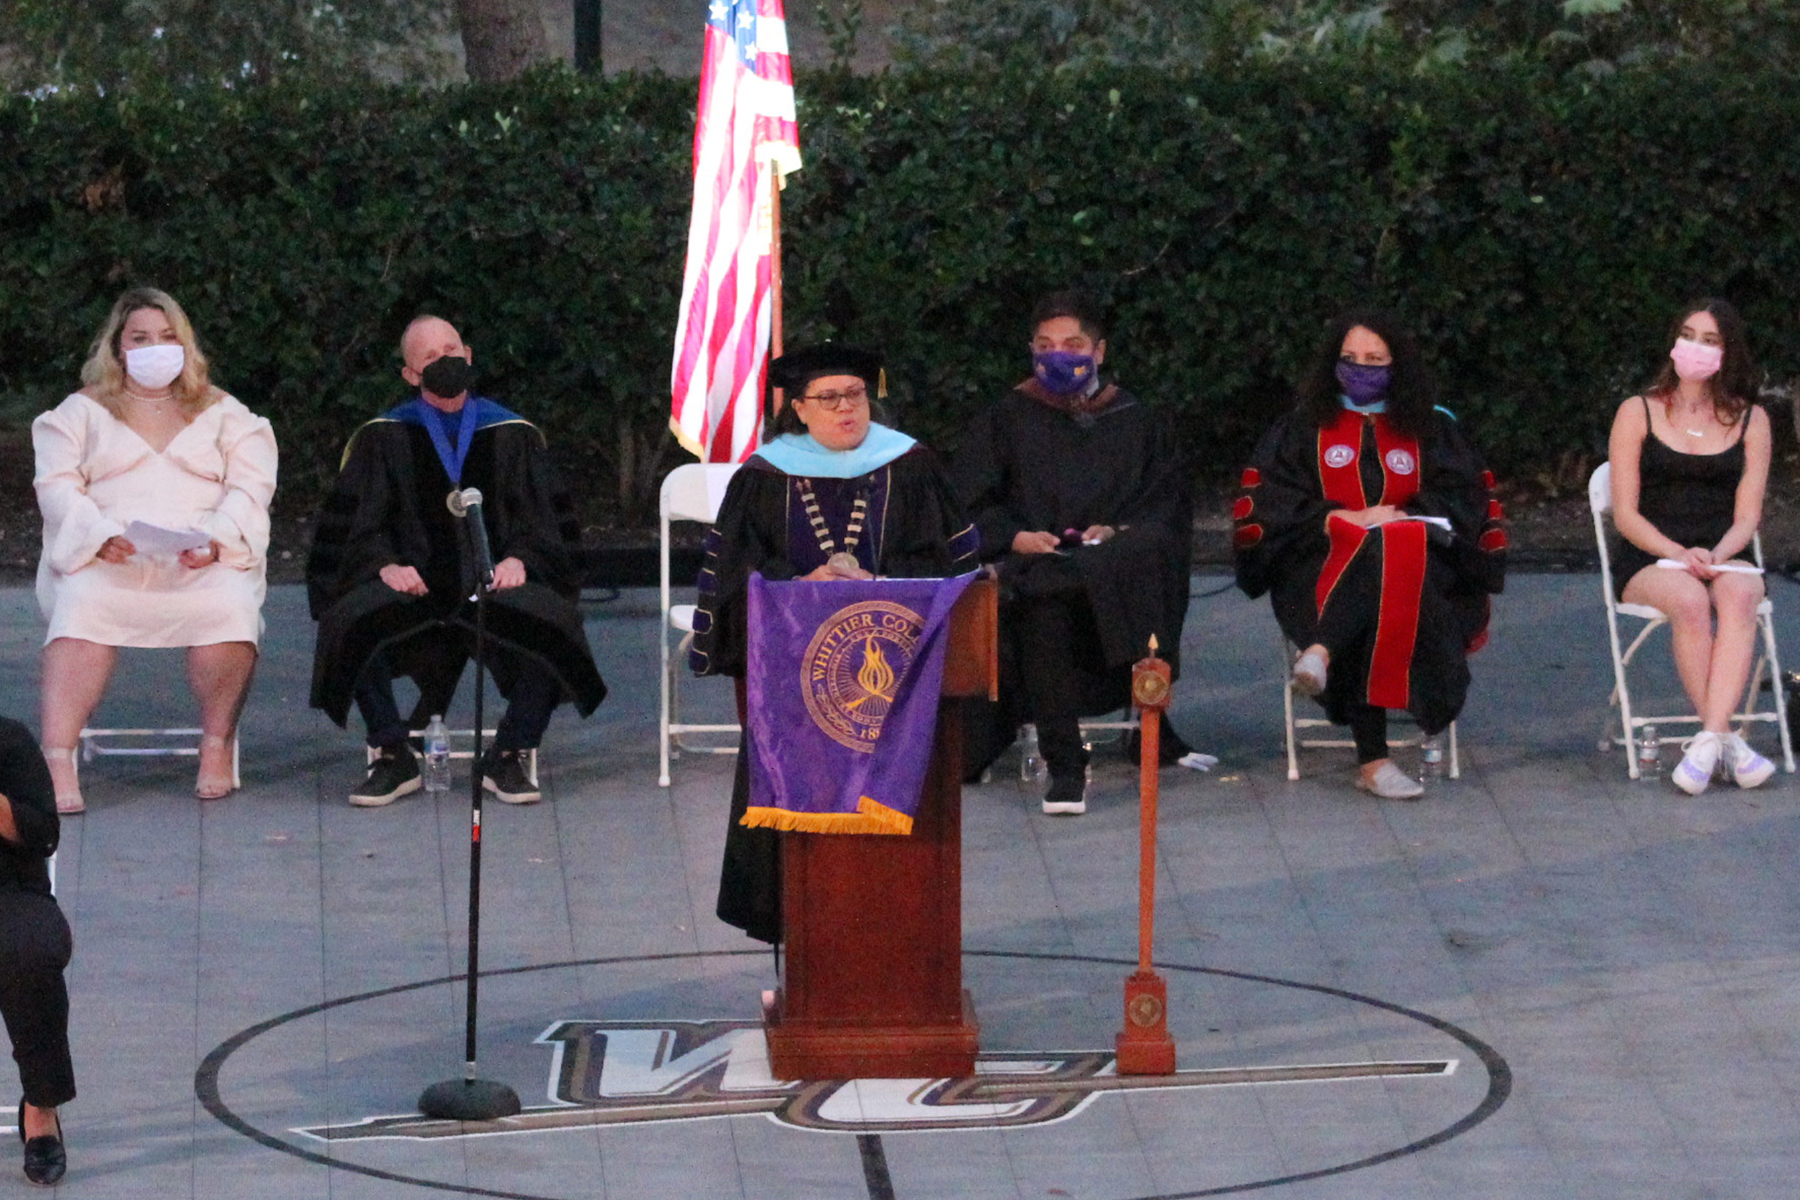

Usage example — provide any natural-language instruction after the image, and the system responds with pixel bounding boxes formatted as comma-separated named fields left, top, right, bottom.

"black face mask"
left=419, top=354, right=472, bottom=399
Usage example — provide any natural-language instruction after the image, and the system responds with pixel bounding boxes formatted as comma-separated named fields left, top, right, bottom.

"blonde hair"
left=80, top=287, right=221, bottom=418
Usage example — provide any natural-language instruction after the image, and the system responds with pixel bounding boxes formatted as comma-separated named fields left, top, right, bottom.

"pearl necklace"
left=123, top=384, right=174, bottom=405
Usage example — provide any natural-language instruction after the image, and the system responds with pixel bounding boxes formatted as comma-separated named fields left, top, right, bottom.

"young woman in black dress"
left=1607, top=298, right=1773, bottom=795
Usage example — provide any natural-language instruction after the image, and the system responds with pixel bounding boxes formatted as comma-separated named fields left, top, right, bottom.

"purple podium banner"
left=743, top=571, right=978, bottom=835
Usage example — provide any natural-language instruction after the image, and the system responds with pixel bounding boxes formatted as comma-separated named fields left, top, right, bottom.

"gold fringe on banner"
left=738, top=796, right=913, bottom=836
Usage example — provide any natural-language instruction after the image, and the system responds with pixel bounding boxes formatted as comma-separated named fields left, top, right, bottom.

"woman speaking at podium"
left=689, top=345, right=978, bottom=945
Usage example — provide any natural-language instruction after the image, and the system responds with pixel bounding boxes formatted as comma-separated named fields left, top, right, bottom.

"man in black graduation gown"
left=306, top=316, right=605, bottom=806
left=952, top=291, right=1193, bottom=815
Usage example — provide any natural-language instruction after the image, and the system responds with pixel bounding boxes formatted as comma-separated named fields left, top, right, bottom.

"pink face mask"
left=1671, top=338, right=1723, bottom=382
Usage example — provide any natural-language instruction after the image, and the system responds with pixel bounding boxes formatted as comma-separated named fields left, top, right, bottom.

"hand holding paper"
left=1655, top=558, right=1762, bottom=575
left=123, top=520, right=211, bottom=556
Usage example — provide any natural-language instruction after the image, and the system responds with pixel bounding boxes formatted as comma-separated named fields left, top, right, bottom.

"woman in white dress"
left=33, top=288, right=277, bottom=812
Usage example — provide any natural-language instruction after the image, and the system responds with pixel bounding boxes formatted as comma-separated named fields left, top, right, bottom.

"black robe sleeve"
left=688, top=465, right=798, bottom=680
left=0, top=717, right=58, bottom=894
left=1233, top=412, right=1334, bottom=601
left=871, top=449, right=980, bottom=580
left=951, top=403, right=1032, bottom=560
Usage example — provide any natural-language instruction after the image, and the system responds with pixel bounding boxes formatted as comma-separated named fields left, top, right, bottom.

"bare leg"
left=21, top=1102, right=58, bottom=1140
left=186, top=642, right=257, bottom=798
left=1621, top=567, right=1717, bottom=724
left=40, top=638, right=119, bottom=812
left=1700, top=573, right=1765, bottom=732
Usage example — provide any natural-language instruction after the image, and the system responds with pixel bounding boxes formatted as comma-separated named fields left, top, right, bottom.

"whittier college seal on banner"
left=802, top=600, right=925, bottom=753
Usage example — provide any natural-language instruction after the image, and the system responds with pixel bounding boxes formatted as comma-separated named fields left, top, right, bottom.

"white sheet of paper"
left=1654, top=558, right=1762, bottom=574
left=123, top=520, right=211, bottom=556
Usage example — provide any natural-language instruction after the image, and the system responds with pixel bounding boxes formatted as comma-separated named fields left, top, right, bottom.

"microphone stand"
left=419, top=489, right=521, bottom=1121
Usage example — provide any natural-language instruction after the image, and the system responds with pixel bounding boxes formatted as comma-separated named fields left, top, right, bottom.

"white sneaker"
left=1723, top=732, right=1776, bottom=789
left=1672, top=731, right=1723, bottom=796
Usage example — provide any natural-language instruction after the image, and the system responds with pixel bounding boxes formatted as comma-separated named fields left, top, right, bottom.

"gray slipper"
left=1291, top=650, right=1328, bottom=698
left=1355, top=761, right=1424, bottom=800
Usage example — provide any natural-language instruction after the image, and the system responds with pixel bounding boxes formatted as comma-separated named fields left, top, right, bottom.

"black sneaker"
left=482, top=750, right=541, bottom=805
left=1041, top=772, right=1087, bottom=816
left=350, top=746, right=421, bottom=807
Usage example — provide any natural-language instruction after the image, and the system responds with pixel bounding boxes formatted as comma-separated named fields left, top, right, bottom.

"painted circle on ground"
left=196, top=949, right=1511, bottom=1200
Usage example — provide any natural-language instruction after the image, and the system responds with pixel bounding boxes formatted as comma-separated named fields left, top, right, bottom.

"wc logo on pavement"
left=297, top=1019, right=1457, bottom=1141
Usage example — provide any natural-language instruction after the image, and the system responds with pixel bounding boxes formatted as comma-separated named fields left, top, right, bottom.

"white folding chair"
left=1280, top=636, right=1460, bottom=781
left=1589, top=462, right=1794, bottom=777
left=660, top=462, right=743, bottom=787
left=77, top=728, right=240, bottom=788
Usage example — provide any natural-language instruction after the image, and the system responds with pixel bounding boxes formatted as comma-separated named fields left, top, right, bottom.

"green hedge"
left=3, top=63, right=1798, bottom=527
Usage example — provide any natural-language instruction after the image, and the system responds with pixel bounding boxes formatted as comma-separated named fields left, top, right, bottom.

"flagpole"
left=769, top=166, right=786, bottom=428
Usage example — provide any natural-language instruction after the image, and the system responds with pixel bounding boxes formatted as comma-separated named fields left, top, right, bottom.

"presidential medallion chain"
left=799, top=479, right=868, bottom=570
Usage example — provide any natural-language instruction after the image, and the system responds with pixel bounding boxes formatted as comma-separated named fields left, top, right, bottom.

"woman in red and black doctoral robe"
left=1234, top=310, right=1506, bottom=799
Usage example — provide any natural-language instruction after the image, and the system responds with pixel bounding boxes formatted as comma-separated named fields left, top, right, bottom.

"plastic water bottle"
left=423, top=715, right=451, bottom=794
left=1418, top=734, right=1444, bottom=783
left=1636, top=725, right=1661, bottom=781
left=1019, top=723, right=1049, bottom=786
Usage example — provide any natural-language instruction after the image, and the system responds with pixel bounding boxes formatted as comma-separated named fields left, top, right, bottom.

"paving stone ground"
left=2, top=573, right=1799, bottom=1200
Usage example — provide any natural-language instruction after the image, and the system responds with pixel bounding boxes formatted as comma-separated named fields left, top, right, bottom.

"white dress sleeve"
left=32, top=396, right=127, bottom=575
left=189, top=397, right=278, bottom=570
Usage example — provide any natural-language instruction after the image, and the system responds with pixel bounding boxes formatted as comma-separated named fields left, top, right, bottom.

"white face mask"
left=125, top=343, right=185, bottom=390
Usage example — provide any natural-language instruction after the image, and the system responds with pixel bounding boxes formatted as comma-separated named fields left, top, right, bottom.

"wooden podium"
left=763, top=576, right=998, bottom=1079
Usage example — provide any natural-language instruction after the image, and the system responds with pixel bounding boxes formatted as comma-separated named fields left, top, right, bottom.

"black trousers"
left=1009, top=590, right=1099, bottom=783
left=354, top=647, right=559, bottom=752
left=0, top=890, right=75, bottom=1108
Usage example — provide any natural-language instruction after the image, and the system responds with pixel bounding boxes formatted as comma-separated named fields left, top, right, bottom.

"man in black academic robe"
left=952, top=291, right=1193, bottom=815
left=306, top=316, right=604, bottom=806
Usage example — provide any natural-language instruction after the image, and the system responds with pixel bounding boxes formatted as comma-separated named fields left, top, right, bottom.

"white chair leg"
left=1761, top=611, right=1796, bottom=773
left=1281, top=642, right=1300, bottom=781
left=659, top=622, right=673, bottom=789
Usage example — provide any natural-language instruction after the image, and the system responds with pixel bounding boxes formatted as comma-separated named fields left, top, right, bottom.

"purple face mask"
left=1335, top=360, right=1391, bottom=404
left=1033, top=350, right=1097, bottom=396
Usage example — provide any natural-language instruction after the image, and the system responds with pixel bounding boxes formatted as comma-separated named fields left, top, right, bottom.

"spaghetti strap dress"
left=1612, top=396, right=1751, bottom=601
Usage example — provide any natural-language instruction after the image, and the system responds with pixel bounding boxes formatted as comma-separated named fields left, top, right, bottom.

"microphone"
left=447, top=487, right=496, bottom=587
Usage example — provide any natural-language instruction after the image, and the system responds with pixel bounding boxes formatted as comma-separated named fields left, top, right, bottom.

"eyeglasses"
left=801, top=386, right=869, bottom=410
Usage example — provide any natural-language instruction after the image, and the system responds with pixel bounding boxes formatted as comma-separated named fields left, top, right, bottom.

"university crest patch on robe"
left=743, top=571, right=977, bottom=835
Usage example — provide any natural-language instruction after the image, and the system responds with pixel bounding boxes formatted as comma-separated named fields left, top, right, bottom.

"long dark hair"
left=1644, top=297, right=1756, bottom=423
left=1295, top=308, right=1438, bottom=438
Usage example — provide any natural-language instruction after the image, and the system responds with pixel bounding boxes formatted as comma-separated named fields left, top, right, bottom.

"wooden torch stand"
left=1115, top=638, right=1178, bottom=1075
left=763, top=577, right=998, bottom=1079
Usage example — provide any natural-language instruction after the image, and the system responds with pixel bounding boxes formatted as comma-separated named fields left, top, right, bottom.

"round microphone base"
left=418, top=1078, right=522, bottom=1122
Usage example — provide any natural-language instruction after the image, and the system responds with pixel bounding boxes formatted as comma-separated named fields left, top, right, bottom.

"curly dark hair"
left=1295, top=308, right=1439, bottom=439
left=1643, top=297, right=1757, bottom=423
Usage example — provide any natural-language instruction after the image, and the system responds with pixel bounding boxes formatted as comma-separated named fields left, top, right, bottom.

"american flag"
left=670, top=0, right=802, bottom=463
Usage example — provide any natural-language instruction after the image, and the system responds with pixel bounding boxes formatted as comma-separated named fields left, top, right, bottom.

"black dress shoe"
left=18, top=1102, right=65, bottom=1187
